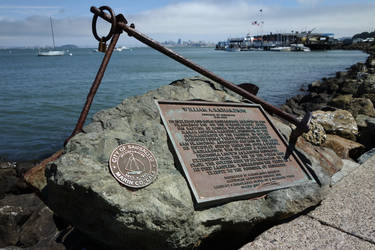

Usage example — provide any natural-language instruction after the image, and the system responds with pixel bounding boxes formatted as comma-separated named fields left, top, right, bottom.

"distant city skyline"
left=161, top=39, right=215, bottom=48
left=0, top=0, right=374, bottom=48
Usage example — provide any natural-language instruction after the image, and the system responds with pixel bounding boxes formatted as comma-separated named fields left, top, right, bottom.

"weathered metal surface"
left=238, top=83, right=259, bottom=96
left=109, top=144, right=158, bottom=188
left=24, top=149, right=64, bottom=191
left=92, top=6, right=117, bottom=53
left=64, top=13, right=121, bottom=145
left=156, top=100, right=314, bottom=206
left=284, top=111, right=312, bottom=160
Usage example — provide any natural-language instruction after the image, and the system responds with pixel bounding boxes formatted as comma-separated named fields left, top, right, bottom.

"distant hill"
left=58, top=44, right=78, bottom=49
left=352, top=31, right=375, bottom=39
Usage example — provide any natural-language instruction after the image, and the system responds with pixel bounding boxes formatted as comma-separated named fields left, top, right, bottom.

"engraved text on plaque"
left=156, top=100, right=314, bottom=206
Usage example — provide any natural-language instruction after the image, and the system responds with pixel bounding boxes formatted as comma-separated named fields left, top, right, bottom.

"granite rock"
left=16, top=160, right=40, bottom=177
left=329, top=96, right=375, bottom=118
left=361, top=93, right=375, bottom=105
left=307, top=79, right=339, bottom=95
left=270, top=117, right=292, bottom=141
left=300, top=92, right=332, bottom=105
left=357, top=76, right=375, bottom=96
left=356, top=114, right=375, bottom=128
left=0, top=189, right=96, bottom=249
left=0, top=165, right=32, bottom=198
left=311, top=110, right=358, bottom=141
left=0, top=168, right=22, bottom=197
left=367, top=58, right=375, bottom=68
left=0, top=194, right=44, bottom=247
left=18, top=206, right=59, bottom=247
left=340, top=80, right=360, bottom=95
left=348, top=97, right=375, bottom=118
left=329, top=94, right=353, bottom=110
left=355, top=114, right=375, bottom=148
left=336, top=71, right=348, bottom=79
left=44, top=77, right=327, bottom=250
left=322, top=134, right=365, bottom=159
left=302, top=119, right=326, bottom=146
left=0, top=158, right=16, bottom=169
left=295, top=137, right=343, bottom=177
left=308, top=80, right=323, bottom=93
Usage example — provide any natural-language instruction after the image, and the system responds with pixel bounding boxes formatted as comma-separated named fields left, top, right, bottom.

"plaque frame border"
left=156, top=100, right=316, bottom=207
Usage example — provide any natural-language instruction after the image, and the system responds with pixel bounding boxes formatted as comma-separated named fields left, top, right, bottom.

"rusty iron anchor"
left=88, top=5, right=311, bottom=158
left=25, top=6, right=312, bottom=191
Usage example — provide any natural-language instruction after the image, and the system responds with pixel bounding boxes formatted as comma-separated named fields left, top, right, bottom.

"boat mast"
left=50, top=17, right=56, bottom=49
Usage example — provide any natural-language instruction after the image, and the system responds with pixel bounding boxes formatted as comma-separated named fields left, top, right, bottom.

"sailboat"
left=38, top=17, right=65, bottom=56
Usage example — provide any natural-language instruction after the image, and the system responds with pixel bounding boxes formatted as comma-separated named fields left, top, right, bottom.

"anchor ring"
left=92, top=6, right=116, bottom=42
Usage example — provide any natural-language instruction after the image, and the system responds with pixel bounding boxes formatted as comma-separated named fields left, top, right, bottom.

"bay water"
left=0, top=47, right=368, bottom=161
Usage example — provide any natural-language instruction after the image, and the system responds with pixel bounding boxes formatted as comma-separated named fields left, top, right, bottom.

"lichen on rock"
left=302, top=119, right=326, bottom=146
left=311, top=110, right=358, bottom=141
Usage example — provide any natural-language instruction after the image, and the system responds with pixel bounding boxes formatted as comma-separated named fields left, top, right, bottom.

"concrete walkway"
left=240, top=155, right=375, bottom=250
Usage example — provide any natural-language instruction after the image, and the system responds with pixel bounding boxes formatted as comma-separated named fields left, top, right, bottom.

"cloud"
left=0, top=16, right=93, bottom=47
left=131, top=1, right=375, bottom=39
left=0, top=5, right=64, bottom=20
left=134, top=1, right=263, bottom=32
left=0, top=16, right=90, bottom=36
left=0, top=5, right=61, bottom=9
left=296, top=0, right=323, bottom=5
left=263, top=3, right=375, bottom=35
left=0, top=1, right=374, bottom=47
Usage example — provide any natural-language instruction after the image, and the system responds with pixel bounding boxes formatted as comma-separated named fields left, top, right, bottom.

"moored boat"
left=38, top=50, right=65, bottom=56
left=38, top=17, right=65, bottom=56
left=270, top=46, right=291, bottom=52
left=225, top=45, right=241, bottom=52
left=115, top=46, right=129, bottom=52
left=290, top=43, right=311, bottom=52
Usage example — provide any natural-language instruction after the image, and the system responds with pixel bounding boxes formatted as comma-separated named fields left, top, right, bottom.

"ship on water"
left=38, top=17, right=65, bottom=56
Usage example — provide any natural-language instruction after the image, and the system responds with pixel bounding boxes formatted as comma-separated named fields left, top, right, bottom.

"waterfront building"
left=216, top=31, right=337, bottom=51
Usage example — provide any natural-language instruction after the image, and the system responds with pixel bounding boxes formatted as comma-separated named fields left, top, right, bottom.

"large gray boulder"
left=45, top=77, right=328, bottom=250
left=311, top=110, right=358, bottom=141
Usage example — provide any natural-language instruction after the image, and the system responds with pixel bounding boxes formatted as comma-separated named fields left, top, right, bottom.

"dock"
left=216, top=32, right=337, bottom=51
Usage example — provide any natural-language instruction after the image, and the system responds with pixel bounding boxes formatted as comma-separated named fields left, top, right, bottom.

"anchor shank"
left=65, top=31, right=120, bottom=145
left=90, top=6, right=304, bottom=129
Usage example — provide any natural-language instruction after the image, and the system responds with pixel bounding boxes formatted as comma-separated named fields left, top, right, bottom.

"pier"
left=216, top=32, right=337, bottom=51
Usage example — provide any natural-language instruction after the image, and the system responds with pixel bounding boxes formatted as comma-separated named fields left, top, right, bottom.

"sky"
left=0, top=0, right=374, bottom=48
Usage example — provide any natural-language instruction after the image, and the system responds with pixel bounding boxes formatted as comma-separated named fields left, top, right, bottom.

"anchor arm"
left=284, top=111, right=312, bottom=160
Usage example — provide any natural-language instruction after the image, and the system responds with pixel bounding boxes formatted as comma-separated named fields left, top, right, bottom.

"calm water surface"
left=0, top=47, right=368, bottom=160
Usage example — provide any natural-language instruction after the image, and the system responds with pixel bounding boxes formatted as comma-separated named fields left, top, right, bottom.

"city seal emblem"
left=109, top=143, right=158, bottom=188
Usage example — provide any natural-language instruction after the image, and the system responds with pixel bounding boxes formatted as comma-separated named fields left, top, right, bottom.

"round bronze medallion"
left=109, top=143, right=158, bottom=188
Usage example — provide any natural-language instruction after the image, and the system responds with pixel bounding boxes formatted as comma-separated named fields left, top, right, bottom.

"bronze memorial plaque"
left=156, top=100, right=314, bottom=206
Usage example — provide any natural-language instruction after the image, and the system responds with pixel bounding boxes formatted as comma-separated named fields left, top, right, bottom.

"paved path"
left=240, top=155, right=375, bottom=249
